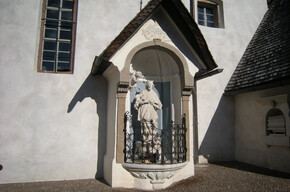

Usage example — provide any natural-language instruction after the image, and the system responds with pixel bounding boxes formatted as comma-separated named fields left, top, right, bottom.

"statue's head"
left=135, top=71, right=143, bottom=78
left=145, top=80, right=154, bottom=91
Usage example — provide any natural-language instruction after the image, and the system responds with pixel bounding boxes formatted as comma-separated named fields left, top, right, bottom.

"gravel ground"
left=1, top=161, right=289, bottom=192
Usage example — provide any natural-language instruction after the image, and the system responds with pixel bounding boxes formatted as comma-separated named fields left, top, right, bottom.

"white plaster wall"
left=0, top=0, right=144, bottom=184
left=197, top=0, right=268, bottom=162
left=235, top=86, right=290, bottom=173
left=0, top=0, right=272, bottom=185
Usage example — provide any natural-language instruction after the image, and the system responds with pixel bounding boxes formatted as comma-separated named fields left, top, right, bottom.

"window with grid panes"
left=198, top=6, right=214, bottom=27
left=197, top=0, right=224, bottom=28
left=38, top=0, right=77, bottom=73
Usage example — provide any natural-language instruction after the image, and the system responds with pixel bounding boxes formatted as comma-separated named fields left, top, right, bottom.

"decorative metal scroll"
left=124, top=112, right=186, bottom=164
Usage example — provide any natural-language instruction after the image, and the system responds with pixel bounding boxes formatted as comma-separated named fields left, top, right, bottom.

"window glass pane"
left=59, top=42, right=71, bottom=51
left=207, top=21, right=214, bottom=27
left=46, top=10, right=59, bottom=19
left=60, top=21, right=72, bottom=29
left=42, top=61, right=55, bottom=71
left=61, top=11, right=73, bottom=21
left=47, top=0, right=60, bottom=8
left=198, top=7, right=204, bottom=13
left=44, top=41, right=57, bottom=51
left=198, top=20, right=205, bottom=26
left=60, top=30, right=72, bottom=40
left=206, top=8, right=213, bottom=14
left=58, top=52, right=70, bottom=62
left=206, top=15, right=214, bottom=22
left=45, top=20, right=58, bottom=28
left=62, top=0, right=74, bottom=9
left=206, top=13, right=214, bottom=17
left=198, top=13, right=204, bottom=21
left=57, top=62, right=70, bottom=71
left=43, top=51, right=55, bottom=61
left=45, top=28, right=57, bottom=38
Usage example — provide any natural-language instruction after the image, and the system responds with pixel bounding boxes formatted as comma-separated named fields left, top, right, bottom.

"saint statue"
left=134, top=80, right=162, bottom=161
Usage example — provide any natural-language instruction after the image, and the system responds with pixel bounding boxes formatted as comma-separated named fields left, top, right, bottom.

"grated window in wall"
left=38, top=0, right=78, bottom=73
left=266, top=108, right=286, bottom=135
left=197, top=0, right=224, bottom=28
left=198, top=6, right=214, bottom=27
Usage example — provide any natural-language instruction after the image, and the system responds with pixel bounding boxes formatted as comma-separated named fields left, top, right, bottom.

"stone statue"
left=134, top=80, right=162, bottom=160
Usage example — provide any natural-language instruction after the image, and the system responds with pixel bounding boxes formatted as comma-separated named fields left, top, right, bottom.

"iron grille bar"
left=124, top=112, right=186, bottom=164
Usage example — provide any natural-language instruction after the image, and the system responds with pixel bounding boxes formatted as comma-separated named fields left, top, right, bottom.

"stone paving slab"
left=1, top=161, right=289, bottom=192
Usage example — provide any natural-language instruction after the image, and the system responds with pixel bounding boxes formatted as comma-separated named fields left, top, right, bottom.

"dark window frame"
left=37, top=0, right=78, bottom=74
left=198, top=1, right=219, bottom=28
left=197, top=0, right=224, bottom=28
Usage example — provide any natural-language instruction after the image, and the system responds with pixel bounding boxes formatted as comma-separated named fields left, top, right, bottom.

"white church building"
left=0, top=0, right=289, bottom=190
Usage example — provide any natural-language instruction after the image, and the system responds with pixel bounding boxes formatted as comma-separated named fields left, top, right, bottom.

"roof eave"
left=224, top=78, right=290, bottom=96
left=91, top=55, right=113, bottom=76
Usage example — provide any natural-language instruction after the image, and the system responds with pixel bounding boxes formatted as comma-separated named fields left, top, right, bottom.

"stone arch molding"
left=120, top=41, right=194, bottom=92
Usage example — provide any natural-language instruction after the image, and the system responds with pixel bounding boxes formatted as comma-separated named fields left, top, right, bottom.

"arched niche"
left=130, top=46, right=183, bottom=125
left=120, top=41, right=194, bottom=90
left=116, top=43, right=194, bottom=164
left=265, top=108, right=286, bottom=135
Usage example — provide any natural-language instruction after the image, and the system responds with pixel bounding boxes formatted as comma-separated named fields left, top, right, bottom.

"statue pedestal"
left=122, top=162, right=187, bottom=186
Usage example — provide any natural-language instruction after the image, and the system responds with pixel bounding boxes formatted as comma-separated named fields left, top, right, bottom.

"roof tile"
left=225, top=0, right=290, bottom=94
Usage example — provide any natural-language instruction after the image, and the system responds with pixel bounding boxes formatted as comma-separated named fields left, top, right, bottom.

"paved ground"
left=1, top=161, right=289, bottom=192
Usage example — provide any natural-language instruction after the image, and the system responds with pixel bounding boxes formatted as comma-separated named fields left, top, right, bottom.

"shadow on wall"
left=67, top=75, right=107, bottom=179
left=198, top=95, right=235, bottom=163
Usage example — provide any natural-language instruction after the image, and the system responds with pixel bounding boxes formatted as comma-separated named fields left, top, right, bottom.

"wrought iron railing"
left=124, top=112, right=186, bottom=164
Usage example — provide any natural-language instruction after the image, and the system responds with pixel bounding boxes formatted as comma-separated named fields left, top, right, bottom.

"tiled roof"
left=91, top=0, right=217, bottom=75
left=225, top=0, right=290, bottom=94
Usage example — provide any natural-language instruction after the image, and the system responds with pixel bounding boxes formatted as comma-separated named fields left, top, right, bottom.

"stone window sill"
left=265, top=135, right=289, bottom=147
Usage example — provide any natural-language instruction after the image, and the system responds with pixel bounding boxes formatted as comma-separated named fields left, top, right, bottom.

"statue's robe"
left=136, top=89, right=162, bottom=125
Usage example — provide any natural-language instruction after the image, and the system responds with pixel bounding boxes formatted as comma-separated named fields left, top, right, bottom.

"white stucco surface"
left=0, top=0, right=282, bottom=187
left=0, top=0, right=143, bottom=184
left=235, top=85, right=290, bottom=173
left=196, top=0, right=268, bottom=162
